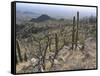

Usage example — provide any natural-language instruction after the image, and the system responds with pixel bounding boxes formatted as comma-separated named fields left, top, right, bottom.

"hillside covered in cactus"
left=16, top=3, right=97, bottom=74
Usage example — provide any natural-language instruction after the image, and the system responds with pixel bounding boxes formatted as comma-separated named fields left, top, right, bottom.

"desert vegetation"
left=16, top=10, right=97, bottom=73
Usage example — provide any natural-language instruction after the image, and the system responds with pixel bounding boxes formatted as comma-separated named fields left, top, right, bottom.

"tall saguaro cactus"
left=75, top=11, right=79, bottom=49
left=50, top=33, right=59, bottom=69
left=55, top=33, right=59, bottom=59
left=16, top=40, right=22, bottom=62
left=38, top=40, right=42, bottom=72
left=72, top=16, right=76, bottom=50
left=42, top=40, right=48, bottom=70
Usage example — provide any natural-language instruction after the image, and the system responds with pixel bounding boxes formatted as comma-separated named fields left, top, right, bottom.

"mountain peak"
left=30, top=14, right=52, bottom=22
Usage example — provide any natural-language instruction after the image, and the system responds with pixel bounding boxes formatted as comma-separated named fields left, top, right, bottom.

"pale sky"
left=16, top=2, right=97, bottom=19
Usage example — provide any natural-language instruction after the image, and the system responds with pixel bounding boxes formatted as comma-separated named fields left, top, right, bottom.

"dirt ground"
left=16, top=37, right=97, bottom=73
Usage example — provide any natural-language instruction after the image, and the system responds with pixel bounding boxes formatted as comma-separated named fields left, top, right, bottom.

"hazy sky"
left=16, top=3, right=96, bottom=19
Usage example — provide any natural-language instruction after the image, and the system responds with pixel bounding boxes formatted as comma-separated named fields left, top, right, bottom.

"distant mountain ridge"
left=16, top=10, right=40, bottom=24
left=30, top=14, right=53, bottom=22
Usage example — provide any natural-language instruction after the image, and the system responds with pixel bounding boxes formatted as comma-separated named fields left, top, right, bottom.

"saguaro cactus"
left=72, top=16, right=76, bottom=50
left=16, top=53, right=18, bottom=64
left=75, top=11, right=79, bottom=49
left=37, top=40, right=42, bottom=71
left=55, top=33, right=59, bottom=58
left=47, top=36, right=51, bottom=52
left=24, top=52, right=27, bottom=62
left=16, top=40, right=22, bottom=62
left=50, top=33, right=59, bottom=69
left=42, top=40, right=48, bottom=70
